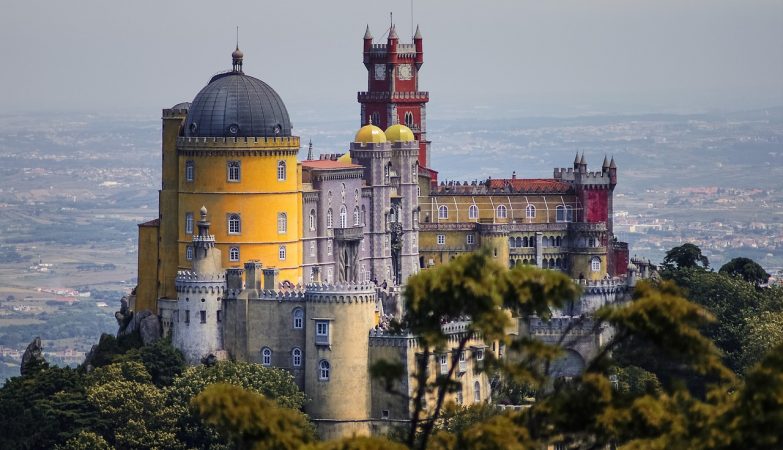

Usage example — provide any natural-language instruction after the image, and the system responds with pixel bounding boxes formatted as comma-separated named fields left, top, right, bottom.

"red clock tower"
left=359, top=24, right=437, bottom=182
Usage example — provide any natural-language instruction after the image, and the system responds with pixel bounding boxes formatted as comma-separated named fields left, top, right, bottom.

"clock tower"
left=360, top=24, right=436, bottom=182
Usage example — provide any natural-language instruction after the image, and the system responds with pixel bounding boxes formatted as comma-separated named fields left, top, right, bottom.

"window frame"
left=468, top=204, right=478, bottom=220
left=186, top=246, right=193, bottom=261
left=437, top=234, right=445, bottom=245
left=525, top=204, right=536, bottom=219
left=496, top=204, right=507, bottom=219
left=278, top=245, right=287, bottom=261
left=227, top=214, right=241, bottom=234
left=227, top=160, right=241, bottom=182
left=466, top=234, right=475, bottom=245
left=591, top=257, right=601, bottom=272
left=185, top=160, right=194, bottom=182
left=293, top=308, right=304, bottom=329
left=261, top=347, right=272, bottom=366
left=185, top=212, right=194, bottom=234
left=319, top=360, right=330, bottom=381
left=437, top=205, right=448, bottom=220
left=277, top=160, right=286, bottom=181
left=229, top=246, right=240, bottom=262
left=292, top=347, right=302, bottom=367
left=277, top=212, right=287, bottom=234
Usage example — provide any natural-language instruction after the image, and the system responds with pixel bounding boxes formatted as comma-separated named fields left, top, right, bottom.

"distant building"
left=132, top=23, right=636, bottom=439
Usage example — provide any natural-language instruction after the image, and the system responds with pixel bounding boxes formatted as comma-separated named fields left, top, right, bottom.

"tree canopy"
left=661, top=243, right=710, bottom=271
left=719, top=256, right=770, bottom=285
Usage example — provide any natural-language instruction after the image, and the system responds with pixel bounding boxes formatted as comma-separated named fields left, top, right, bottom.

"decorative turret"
left=602, top=155, right=610, bottom=172
left=413, top=25, right=423, bottom=67
left=363, top=25, right=373, bottom=54
left=307, top=139, right=314, bottom=160
left=573, top=152, right=580, bottom=170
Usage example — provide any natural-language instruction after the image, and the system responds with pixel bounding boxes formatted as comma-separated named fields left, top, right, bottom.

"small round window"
left=273, top=124, right=282, bottom=135
left=189, top=122, right=198, bottom=133
left=227, top=124, right=240, bottom=135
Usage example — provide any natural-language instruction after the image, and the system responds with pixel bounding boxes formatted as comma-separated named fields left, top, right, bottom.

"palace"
left=131, top=24, right=637, bottom=438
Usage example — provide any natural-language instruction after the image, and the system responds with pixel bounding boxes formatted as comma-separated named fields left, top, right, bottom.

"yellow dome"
left=355, top=124, right=387, bottom=144
left=385, top=124, right=415, bottom=142
left=337, top=152, right=352, bottom=163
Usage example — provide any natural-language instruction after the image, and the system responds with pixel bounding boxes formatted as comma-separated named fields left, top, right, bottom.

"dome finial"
left=232, top=26, right=244, bottom=73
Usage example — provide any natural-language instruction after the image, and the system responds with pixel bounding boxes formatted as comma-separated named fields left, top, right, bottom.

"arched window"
left=327, top=240, right=332, bottom=255
left=319, top=360, right=330, bottom=381
left=474, top=381, right=481, bottom=402
left=277, top=213, right=287, bottom=234
left=309, top=210, right=316, bottom=231
left=509, top=237, right=516, bottom=248
left=279, top=245, right=287, bottom=261
left=229, top=247, right=240, bottom=262
left=468, top=204, right=478, bottom=220
left=549, top=258, right=555, bottom=269
left=292, top=308, right=304, bottom=329
left=542, top=237, right=549, bottom=248
left=354, top=188, right=360, bottom=202
left=555, top=258, right=562, bottom=269
left=228, top=214, right=241, bottom=234
left=522, top=236, right=529, bottom=247
left=277, top=160, right=286, bottom=181
left=496, top=205, right=507, bottom=219
left=384, top=163, right=390, bottom=184
left=371, top=112, right=380, bottom=126
left=309, top=241, right=315, bottom=257
left=555, top=236, right=562, bottom=247
left=404, top=111, right=414, bottom=128
left=261, top=348, right=272, bottom=366
left=525, top=204, right=536, bottom=219
left=591, top=257, right=601, bottom=272
left=566, top=205, right=574, bottom=222
left=438, top=205, right=448, bottom=220
left=412, top=163, right=418, bottom=177
left=353, top=206, right=360, bottom=225
left=292, top=348, right=302, bottom=367
left=326, top=209, right=333, bottom=228
left=516, top=237, right=522, bottom=247
left=339, top=205, right=347, bottom=228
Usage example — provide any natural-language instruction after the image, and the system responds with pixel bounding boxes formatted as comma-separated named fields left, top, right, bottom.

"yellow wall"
left=176, top=147, right=303, bottom=285
left=420, top=194, right=578, bottom=224
left=158, top=113, right=186, bottom=301
left=135, top=224, right=159, bottom=312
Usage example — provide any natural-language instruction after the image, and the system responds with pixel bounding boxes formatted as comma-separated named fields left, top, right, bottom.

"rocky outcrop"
left=116, top=296, right=161, bottom=345
left=21, top=336, right=46, bottom=375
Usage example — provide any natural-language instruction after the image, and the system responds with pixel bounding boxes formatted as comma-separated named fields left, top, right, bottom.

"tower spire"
left=231, top=27, right=244, bottom=73
left=364, top=24, right=373, bottom=40
left=414, top=24, right=422, bottom=39
left=307, top=140, right=314, bottom=160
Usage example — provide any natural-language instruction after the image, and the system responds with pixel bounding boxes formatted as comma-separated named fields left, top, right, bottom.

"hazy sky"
left=1, top=0, right=781, bottom=118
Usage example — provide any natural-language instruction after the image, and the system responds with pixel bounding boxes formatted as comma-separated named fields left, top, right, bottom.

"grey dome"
left=184, top=72, right=292, bottom=138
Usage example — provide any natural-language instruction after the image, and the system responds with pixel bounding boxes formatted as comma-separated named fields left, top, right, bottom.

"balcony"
left=358, top=91, right=429, bottom=103
left=333, top=226, right=363, bottom=242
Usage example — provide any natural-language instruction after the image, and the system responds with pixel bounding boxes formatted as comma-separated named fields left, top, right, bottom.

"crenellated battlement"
left=176, top=270, right=226, bottom=282
left=177, top=136, right=300, bottom=151
left=528, top=316, right=595, bottom=336
left=251, top=289, right=307, bottom=302
left=162, top=108, right=188, bottom=118
left=304, top=283, right=377, bottom=304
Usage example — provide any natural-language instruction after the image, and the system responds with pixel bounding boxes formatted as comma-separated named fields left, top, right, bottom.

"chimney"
left=263, top=268, right=280, bottom=290
left=244, top=261, right=262, bottom=291
left=226, top=267, right=244, bottom=292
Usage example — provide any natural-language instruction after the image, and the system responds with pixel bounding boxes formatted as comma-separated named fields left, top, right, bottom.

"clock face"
left=398, top=64, right=413, bottom=80
left=374, top=64, right=386, bottom=80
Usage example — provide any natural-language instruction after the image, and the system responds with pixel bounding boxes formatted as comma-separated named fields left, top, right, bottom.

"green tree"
left=371, top=249, right=581, bottom=449
left=661, top=243, right=709, bottom=271
left=55, top=430, right=112, bottom=450
left=191, top=383, right=314, bottom=450
left=742, top=311, right=783, bottom=369
left=719, top=257, right=770, bottom=285
left=167, top=361, right=307, bottom=449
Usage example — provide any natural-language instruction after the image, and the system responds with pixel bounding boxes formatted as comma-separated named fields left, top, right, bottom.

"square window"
left=437, top=235, right=445, bottom=245
left=315, top=320, right=330, bottom=345
left=216, top=310, right=222, bottom=323
left=200, top=310, right=206, bottom=324
left=466, top=234, right=475, bottom=245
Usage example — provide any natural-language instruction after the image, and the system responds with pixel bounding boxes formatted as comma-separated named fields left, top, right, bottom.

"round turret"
left=384, top=124, right=415, bottom=142
left=354, top=124, right=386, bottom=144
